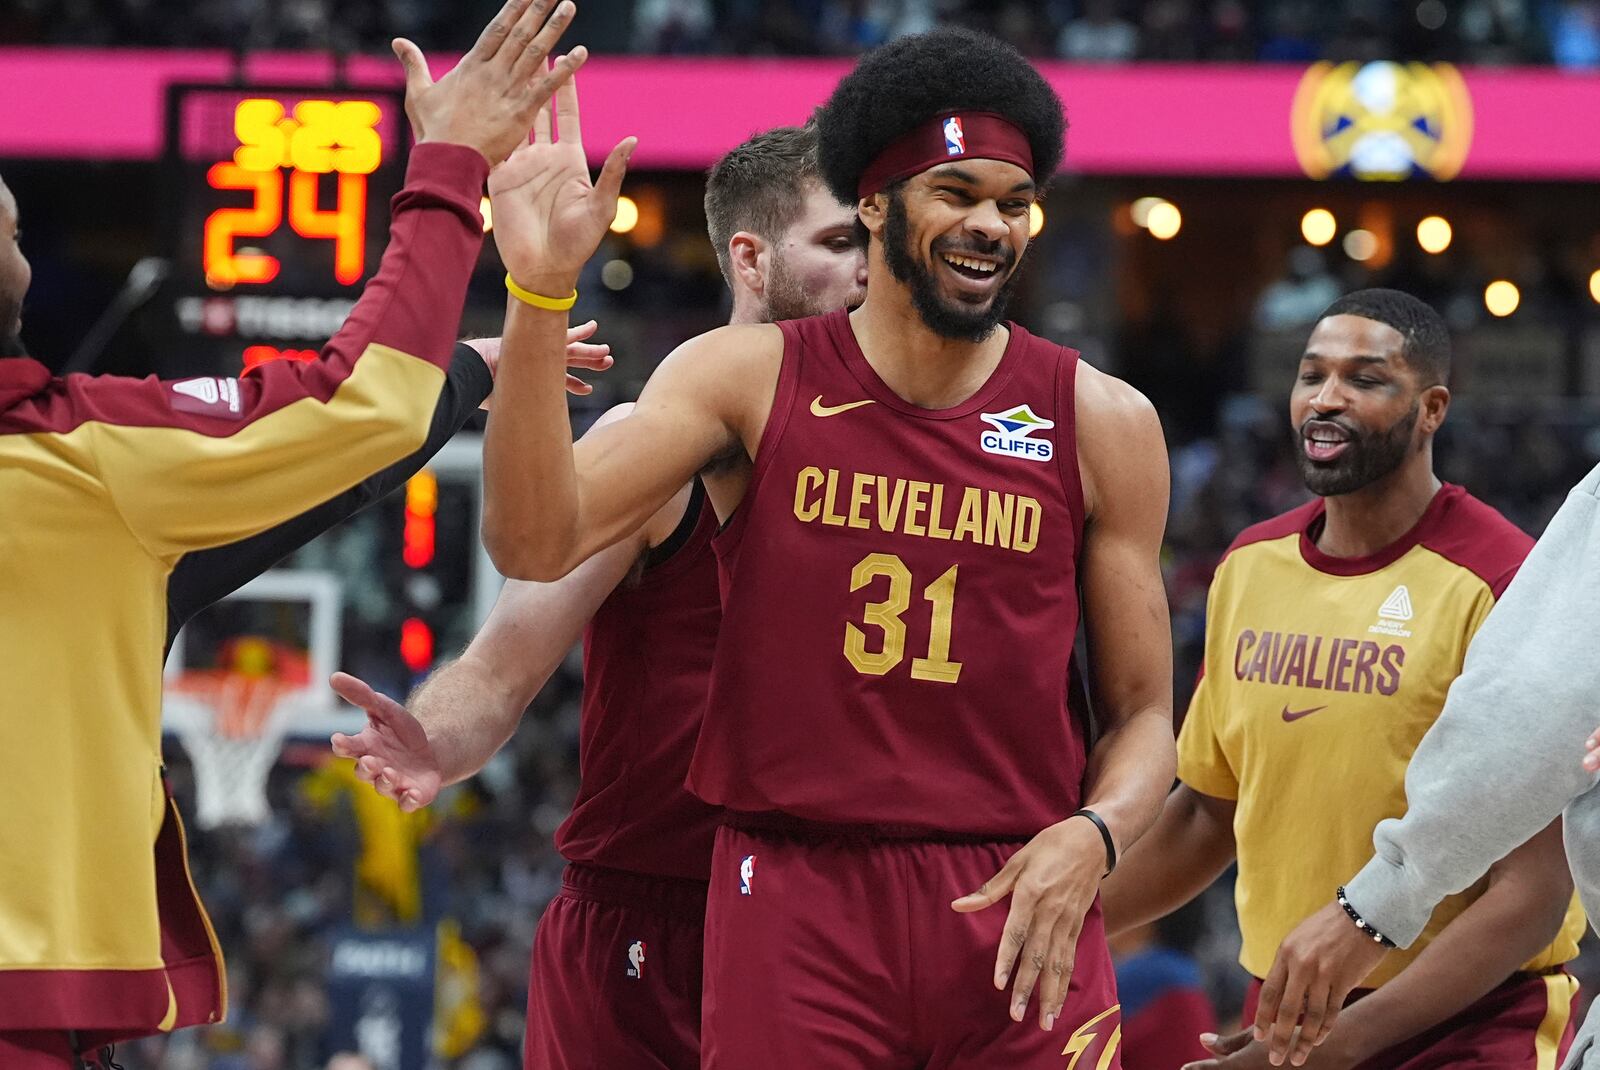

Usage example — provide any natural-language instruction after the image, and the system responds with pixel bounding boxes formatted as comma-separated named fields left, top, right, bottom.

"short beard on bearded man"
left=1297, top=399, right=1420, bottom=497
left=882, top=187, right=1020, bottom=343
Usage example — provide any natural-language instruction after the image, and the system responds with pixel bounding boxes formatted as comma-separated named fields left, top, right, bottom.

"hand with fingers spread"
left=1181, top=1028, right=1354, bottom=1070
left=466, top=320, right=613, bottom=407
left=1251, top=900, right=1387, bottom=1067
left=951, top=814, right=1110, bottom=1030
left=392, top=0, right=588, bottom=165
left=328, top=671, right=442, bottom=813
left=487, top=74, right=637, bottom=297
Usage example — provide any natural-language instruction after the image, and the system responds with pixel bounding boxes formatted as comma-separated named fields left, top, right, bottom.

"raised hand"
left=950, top=815, right=1109, bottom=1030
left=487, top=74, right=637, bottom=296
left=392, top=0, right=587, bottom=166
left=328, top=671, right=442, bottom=812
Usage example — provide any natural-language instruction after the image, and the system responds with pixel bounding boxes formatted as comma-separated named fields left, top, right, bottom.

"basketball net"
left=168, top=639, right=310, bottom=828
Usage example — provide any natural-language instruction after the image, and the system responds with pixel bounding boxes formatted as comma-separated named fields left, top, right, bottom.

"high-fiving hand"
left=328, top=671, right=443, bottom=813
left=487, top=74, right=637, bottom=297
left=393, top=0, right=587, bottom=166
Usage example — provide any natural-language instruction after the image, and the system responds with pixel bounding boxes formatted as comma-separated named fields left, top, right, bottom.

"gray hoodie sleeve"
left=1343, top=463, right=1600, bottom=946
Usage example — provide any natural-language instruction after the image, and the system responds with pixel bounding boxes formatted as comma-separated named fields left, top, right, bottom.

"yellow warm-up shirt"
left=1179, top=484, right=1584, bottom=987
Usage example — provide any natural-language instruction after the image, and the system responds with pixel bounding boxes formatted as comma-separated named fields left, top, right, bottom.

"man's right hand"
left=329, top=671, right=443, bottom=812
left=393, top=0, right=586, bottom=166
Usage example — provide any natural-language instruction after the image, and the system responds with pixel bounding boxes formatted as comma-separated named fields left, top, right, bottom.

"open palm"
left=488, top=75, right=636, bottom=290
left=328, top=671, right=442, bottom=812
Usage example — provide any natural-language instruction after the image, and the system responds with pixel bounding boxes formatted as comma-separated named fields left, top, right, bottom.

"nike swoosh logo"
left=1281, top=704, right=1329, bottom=723
left=810, top=395, right=876, bottom=418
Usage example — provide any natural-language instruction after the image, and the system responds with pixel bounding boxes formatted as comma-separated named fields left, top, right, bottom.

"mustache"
left=1299, top=416, right=1359, bottom=440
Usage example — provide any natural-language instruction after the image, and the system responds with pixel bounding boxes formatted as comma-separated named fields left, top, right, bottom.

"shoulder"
left=1224, top=499, right=1321, bottom=561
left=657, top=322, right=785, bottom=373
left=1418, top=485, right=1532, bottom=597
left=1072, top=361, right=1166, bottom=521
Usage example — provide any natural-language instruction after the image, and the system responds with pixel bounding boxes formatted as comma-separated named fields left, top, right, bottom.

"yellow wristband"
left=505, top=273, right=578, bottom=311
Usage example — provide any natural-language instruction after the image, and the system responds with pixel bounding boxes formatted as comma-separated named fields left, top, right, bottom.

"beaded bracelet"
left=1336, top=885, right=1398, bottom=948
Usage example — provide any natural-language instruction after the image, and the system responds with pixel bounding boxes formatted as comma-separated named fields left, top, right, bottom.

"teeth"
left=943, top=254, right=997, bottom=274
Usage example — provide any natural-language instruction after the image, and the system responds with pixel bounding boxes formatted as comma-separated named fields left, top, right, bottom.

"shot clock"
left=162, top=84, right=409, bottom=376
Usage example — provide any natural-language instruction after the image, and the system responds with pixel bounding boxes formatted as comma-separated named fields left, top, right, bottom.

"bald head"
left=0, top=176, right=29, bottom=357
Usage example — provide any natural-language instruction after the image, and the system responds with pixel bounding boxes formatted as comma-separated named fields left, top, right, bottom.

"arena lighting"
left=1589, top=269, right=1600, bottom=304
left=1130, top=196, right=1166, bottom=228
left=1416, top=215, right=1452, bottom=254
left=400, top=617, right=434, bottom=672
left=610, top=195, right=640, bottom=235
left=1028, top=203, right=1044, bottom=238
left=1146, top=201, right=1182, bottom=240
left=1301, top=208, right=1337, bottom=246
left=1343, top=229, right=1378, bottom=261
left=1485, top=280, right=1520, bottom=317
left=601, top=259, right=634, bottom=291
left=479, top=196, right=492, bottom=233
left=403, top=470, right=437, bottom=569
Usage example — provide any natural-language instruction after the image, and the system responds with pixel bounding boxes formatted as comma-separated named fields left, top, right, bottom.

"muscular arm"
left=482, top=300, right=774, bottom=580
left=1073, top=365, right=1178, bottom=859
left=409, top=405, right=689, bottom=785
left=1325, top=820, right=1574, bottom=1065
left=1101, top=784, right=1236, bottom=936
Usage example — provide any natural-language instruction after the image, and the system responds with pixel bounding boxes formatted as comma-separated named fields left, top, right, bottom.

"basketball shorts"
left=523, top=862, right=707, bottom=1070
left=1242, top=969, right=1577, bottom=1069
left=701, top=823, right=1123, bottom=1070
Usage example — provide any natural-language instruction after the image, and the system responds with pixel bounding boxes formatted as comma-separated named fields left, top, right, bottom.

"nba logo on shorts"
left=944, top=116, right=966, bottom=156
left=739, top=854, right=756, bottom=895
left=626, top=940, right=646, bottom=978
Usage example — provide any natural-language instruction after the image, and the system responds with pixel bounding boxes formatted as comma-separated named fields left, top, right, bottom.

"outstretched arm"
left=1101, top=784, right=1236, bottom=937
left=477, top=74, right=765, bottom=580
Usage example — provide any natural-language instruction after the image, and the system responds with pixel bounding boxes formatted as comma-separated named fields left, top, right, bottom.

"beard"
left=1296, top=400, right=1420, bottom=497
left=762, top=253, right=823, bottom=323
left=883, top=190, right=1019, bottom=342
left=0, top=299, right=22, bottom=358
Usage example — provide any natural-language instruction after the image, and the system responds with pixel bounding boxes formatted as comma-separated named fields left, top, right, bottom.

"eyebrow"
left=927, top=165, right=1036, bottom=193
left=1300, top=352, right=1390, bottom=366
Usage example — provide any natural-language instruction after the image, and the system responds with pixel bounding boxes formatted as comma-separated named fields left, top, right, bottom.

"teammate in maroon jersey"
left=481, top=30, right=1175, bottom=1067
left=329, top=123, right=865, bottom=1069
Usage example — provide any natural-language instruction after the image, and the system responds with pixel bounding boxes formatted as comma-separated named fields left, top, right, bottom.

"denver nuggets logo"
left=944, top=116, right=966, bottom=156
left=1292, top=61, right=1473, bottom=181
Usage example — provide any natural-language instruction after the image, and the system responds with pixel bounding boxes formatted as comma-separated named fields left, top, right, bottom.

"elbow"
left=481, top=513, right=575, bottom=582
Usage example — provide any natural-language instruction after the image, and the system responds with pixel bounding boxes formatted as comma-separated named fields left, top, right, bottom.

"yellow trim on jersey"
left=1535, top=973, right=1578, bottom=1070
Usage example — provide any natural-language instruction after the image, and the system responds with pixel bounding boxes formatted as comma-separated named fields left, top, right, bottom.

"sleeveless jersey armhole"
left=1054, top=346, right=1087, bottom=554
left=641, top=478, right=708, bottom=572
left=714, top=320, right=803, bottom=548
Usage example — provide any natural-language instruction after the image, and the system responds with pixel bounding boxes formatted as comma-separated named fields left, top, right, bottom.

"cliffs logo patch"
left=979, top=405, right=1054, bottom=462
left=944, top=116, right=966, bottom=156
left=626, top=940, right=646, bottom=979
left=170, top=376, right=242, bottom=417
left=739, top=854, right=755, bottom=896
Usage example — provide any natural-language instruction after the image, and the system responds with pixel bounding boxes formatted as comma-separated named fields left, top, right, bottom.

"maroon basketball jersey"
left=688, top=309, right=1089, bottom=836
left=555, top=484, right=725, bottom=880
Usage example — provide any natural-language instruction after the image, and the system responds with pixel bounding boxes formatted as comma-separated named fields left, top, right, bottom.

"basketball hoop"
left=167, top=662, right=302, bottom=828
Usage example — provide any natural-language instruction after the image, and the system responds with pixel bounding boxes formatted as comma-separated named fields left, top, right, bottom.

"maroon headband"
left=856, top=111, right=1035, bottom=199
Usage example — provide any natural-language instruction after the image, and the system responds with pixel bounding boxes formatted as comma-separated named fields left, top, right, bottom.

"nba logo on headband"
left=943, top=116, right=966, bottom=156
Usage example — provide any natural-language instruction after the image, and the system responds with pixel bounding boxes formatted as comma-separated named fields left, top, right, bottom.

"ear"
left=728, top=231, right=767, bottom=299
left=857, top=193, right=887, bottom=239
left=1419, top=383, right=1451, bottom=435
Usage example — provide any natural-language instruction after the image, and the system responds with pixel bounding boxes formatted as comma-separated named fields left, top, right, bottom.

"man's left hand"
left=951, top=815, right=1108, bottom=1029
left=1253, top=900, right=1388, bottom=1066
left=1183, top=1029, right=1354, bottom=1070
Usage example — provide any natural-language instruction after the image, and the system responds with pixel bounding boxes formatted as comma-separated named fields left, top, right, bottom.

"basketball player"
left=0, top=3, right=584, bottom=1065
left=329, top=124, right=865, bottom=1069
left=480, top=30, right=1176, bottom=1066
left=1100, top=290, right=1583, bottom=1070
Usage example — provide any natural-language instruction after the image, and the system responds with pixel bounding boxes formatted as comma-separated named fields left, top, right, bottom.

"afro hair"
left=815, top=27, right=1067, bottom=205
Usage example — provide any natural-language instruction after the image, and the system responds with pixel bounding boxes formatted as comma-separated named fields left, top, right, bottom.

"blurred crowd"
left=3, top=0, right=1599, bottom=67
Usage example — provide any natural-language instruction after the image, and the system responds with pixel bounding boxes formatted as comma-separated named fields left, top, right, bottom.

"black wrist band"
left=1336, top=885, right=1397, bottom=949
left=1070, top=808, right=1117, bottom=875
